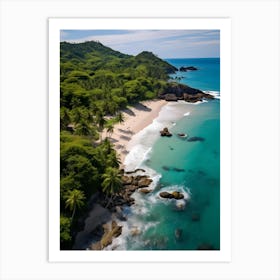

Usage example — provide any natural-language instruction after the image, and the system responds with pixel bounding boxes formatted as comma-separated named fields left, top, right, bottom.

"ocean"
left=109, top=58, right=220, bottom=250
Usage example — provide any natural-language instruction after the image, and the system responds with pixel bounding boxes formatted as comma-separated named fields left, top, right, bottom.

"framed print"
left=49, top=17, right=231, bottom=262
left=1, top=0, right=279, bottom=279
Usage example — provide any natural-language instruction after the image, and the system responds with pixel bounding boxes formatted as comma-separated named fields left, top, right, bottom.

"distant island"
left=59, top=41, right=215, bottom=250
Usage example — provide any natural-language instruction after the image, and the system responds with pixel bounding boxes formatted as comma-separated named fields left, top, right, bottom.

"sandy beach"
left=102, top=99, right=167, bottom=167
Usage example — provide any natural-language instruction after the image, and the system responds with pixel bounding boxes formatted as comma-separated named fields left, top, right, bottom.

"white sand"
left=102, top=99, right=167, bottom=167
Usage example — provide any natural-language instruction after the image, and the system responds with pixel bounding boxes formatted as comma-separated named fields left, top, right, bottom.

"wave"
left=204, top=90, right=220, bottom=99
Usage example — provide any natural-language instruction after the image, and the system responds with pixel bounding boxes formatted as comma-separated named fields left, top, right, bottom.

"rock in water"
left=122, top=175, right=133, bottom=185
left=162, top=166, right=171, bottom=171
left=159, top=192, right=174, bottom=199
left=100, top=221, right=122, bottom=249
left=159, top=191, right=184, bottom=199
left=160, top=127, right=172, bottom=137
left=172, top=191, right=184, bottom=199
left=130, top=227, right=141, bottom=236
left=187, top=136, right=205, bottom=142
left=177, top=133, right=186, bottom=137
left=139, top=188, right=151, bottom=194
left=179, top=66, right=198, bottom=71
left=138, top=177, right=153, bottom=188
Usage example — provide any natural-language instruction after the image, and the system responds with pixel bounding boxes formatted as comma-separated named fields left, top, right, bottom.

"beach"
left=102, top=99, right=167, bottom=166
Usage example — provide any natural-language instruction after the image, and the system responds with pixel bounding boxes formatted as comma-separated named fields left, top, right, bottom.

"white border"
left=49, top=18, right=231, bottom=262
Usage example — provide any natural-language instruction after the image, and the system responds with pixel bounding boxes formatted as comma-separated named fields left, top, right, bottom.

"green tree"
left=60, top=215, right=72, bottom=249
left=105, top=122, right=114, bottom=137
left=74, top=120, right=92, bottom=136
left=116, top=112, right=125, bottom=124
left=101, top=167, right=123, bottom=208
left=60, top=107, right=71, bottom=130
left=65, top=189, right=85, bottom=222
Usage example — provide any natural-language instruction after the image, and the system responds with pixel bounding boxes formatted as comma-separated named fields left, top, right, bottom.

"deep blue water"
left=119, top=58, right=220, bottom=251
left=166, top=58, right=220, bottom=91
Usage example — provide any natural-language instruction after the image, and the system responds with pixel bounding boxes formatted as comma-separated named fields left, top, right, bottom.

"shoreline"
left=102, top=99, right=168, bottom=167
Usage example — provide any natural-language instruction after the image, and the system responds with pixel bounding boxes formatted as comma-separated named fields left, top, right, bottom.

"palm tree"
left=101, top=167, right=123, bottom=208
left=65, top=189, right=85, bottom=223
left=95, top=112, right=106, bottom=141
left=116, top=112, right=125, bottom=124
left=106, top=153, right=121, bottom=168
left=74, top=120, right=92, bottom=136
left=105, top=123, right=114, bottom=137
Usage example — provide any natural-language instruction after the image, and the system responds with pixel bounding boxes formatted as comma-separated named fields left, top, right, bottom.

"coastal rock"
left=164, top=93, right=178, bottom=101
left=100, top=221, right=122, bottom=249
left=159, top=82, right=203, bottom=101
left=138, top=177, right=153, bottom=188
left=162, top=166, right=171, bottom=171
left=171, top=191, right=184, bottom=200
left=133, top=175, right=148, bottom=184
left=179, top=66, right=198, bottom=71
left=159, top=192, right=174, bottom=199
left=130, top=227, right=141, bottom=236
left=160, top=191, right=184, bottom=199
left=177, top=133, right=186, bottom=137
left=125, top=168, right=146, bottom=174
left=160, top=127, right=172, bottom=137
left=139, top=188, right=152, bottom=194
left=173, top=167, right=185, bottom=172
left=183, top=92, right=214, bottom=103
left=90, top=242, right=102, bottom=250
left=122, top=175, right=134, bottom=185
left=126, top=184, right=139, bottom=192
left=187, top=136, right=205, bottom=142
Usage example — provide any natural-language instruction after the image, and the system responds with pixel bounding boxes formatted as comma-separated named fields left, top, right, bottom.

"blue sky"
left=60, top=30, right=220, bottom=58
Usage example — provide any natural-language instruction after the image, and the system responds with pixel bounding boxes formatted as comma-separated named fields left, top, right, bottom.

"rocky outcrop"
left=138, top=177, right=153, bottom=188
left=159, top=191, right=184, bottom=199
left=91, top=220, right=122, bottom=250
left=122, top=175, right=133, bottom=185
left=164, top=94, right=178, bottom=101
left=171, top=191, right=184, bottom=199
left=159, top=82, right=214, bottom=103
left=139, top=188, right=152, bottom=194
left=179, top=66, right=198, bottom=71
left=130, top=227, right=141, bottom=236
left=125, top=168, right=146, bottom=174
left=183, top=92, right=214, bottom=103
left=160, top=127, right=172, bottom=137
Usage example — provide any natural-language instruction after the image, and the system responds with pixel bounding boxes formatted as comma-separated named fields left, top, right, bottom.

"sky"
left=60, top=30, right=220, bottom=58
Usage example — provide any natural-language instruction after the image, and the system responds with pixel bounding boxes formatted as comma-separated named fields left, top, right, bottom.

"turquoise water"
left=116, top=58, right=220, bottom=250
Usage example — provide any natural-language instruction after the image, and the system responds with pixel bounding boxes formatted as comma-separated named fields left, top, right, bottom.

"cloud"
left=61, top=29, right=220, bottom=58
